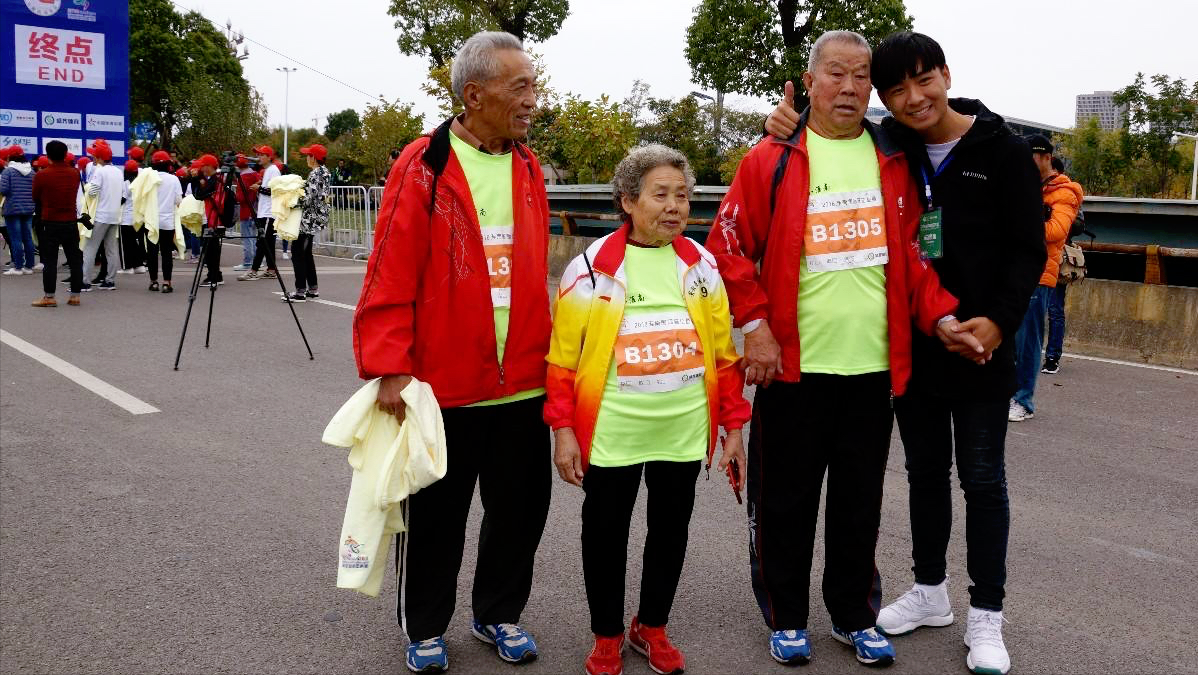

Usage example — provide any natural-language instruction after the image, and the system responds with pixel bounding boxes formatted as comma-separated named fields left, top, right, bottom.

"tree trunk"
left=714, top=89, right=724, bottom=150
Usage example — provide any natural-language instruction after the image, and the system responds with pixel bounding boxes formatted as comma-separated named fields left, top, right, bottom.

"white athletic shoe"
left=3, top=268, right=23, bottom=276
left=1007, top=401, right=1033, bottom=422
left=135, top=265, right=148, bottom=274
left=877, top=581, right=954, bottom=636
left=33, top=263, right=44, bottom=271
left=964, top=607, right=1010, bottom=675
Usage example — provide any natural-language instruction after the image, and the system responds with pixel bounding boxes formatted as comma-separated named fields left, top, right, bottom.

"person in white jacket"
left=81, top=143, right=124, bottom=290
left=147, top=151, right=182, bottom=293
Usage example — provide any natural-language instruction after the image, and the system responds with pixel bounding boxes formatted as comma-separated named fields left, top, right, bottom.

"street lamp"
left=1174, top=132, right=1198, bottom=201
left=277, top=66, right=297, bottom=161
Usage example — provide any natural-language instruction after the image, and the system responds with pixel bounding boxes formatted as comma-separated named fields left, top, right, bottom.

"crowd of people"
left=352, top=28, right=1083, bottom=675
left=0, top=139, right=333, bottom=305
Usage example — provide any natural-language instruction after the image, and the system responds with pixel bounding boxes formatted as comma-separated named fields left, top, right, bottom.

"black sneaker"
left=282, top=291, right=306, bottom=303
left=148, top=282, right=159, bottom=292
left=98, top=281, right=116, bottom=290
left=1041, top=358, right=1060, bottom=375
left=80, top=283, right=93, bottom=292
left=161, top=284, right=173, bottom=293
left=305, top=289, right=319, bottom=298
left=91, top=275, right=104, bottom=285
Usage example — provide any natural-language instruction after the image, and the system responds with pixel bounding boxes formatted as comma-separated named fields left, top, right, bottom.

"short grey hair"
left=808, top=30, right=871, bottom=72
left=451, top=31, right=524, bottom=101
left=611, top=144, right=696, bottom=217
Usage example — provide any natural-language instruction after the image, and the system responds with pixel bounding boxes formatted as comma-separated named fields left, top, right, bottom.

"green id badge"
left=919, top=208, right=944, bottom=259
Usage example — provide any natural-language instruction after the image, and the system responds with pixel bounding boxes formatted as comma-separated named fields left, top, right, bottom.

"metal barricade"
left=369, top=186, right=385, bottom=232
left=316, top=185, right=372, bottom=259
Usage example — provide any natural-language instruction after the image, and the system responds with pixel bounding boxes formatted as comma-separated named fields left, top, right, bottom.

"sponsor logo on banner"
left=41, top=111, right=81, bottom=130
left=0, top=109, right=39, bottom=128
left=87, top=138, right=124, bottom=157
left=86, top=114, right=123, bottom=132
left=24, top=0, right=61, bottom=16
left=42, top=137, right=83, bottom=155
left=15, top=24, right=106, bottom=90
left=67, top=0, right=97, bottom=22
left=0, top=135, right=39, bottom=152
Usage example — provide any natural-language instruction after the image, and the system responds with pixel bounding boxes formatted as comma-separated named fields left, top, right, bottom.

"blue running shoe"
left=471, top=621, right=538, bottom=664
left=832, top=626, right=895, bottom=667
left=769, top=629, right=811, bottom=665
left=406, top=637, right=448, bottom=673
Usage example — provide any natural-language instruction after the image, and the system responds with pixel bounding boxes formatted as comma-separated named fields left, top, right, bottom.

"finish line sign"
left=0, top=0, right=128, bottom=158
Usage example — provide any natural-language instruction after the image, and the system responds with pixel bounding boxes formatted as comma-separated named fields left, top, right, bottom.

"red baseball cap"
left=89, top=144, right=113, bottom=162
left=124, top=159, right=140, bottom=172
left=175, top=168, right=188, bottom=177
left=299, top=144, right=328, bottom=161
left=35, top=156, right=50, bottom=168
left=65, top=152, right=75, bottom=163
left=76, top=157, right=91, bottom=170
left=252, top=145, right=275, bottom=157
left=198, top=154, right=219, bottom=169
left=129, top=146, right=145, bottom=161
left=151, top=150, right=171, bottom=163
left=7, top=144, right=23, bottom=158
left=235, top=153, right=248, bottom=168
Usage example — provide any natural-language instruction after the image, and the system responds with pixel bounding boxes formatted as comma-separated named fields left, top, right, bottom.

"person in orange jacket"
left=1008, top=135, right=1082, bottom=421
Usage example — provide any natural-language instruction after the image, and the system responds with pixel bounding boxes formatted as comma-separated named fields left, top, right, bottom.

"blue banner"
left=0, top=0, right=130, bottom=159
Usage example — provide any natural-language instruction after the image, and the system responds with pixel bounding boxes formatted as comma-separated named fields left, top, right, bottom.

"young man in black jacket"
left=764, top=31, right=1045, bottom=675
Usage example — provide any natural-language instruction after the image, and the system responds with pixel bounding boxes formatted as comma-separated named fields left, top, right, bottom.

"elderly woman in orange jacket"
left=546, top=144, right=750, bottom=675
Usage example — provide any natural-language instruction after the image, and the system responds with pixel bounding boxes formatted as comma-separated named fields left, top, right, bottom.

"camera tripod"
left=173, top=168, right=314, bottom=369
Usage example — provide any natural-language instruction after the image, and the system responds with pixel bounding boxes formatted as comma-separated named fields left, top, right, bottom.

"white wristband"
left=742, top=319, right=764, bottom=334
left=937, top=314, right=957, bottom=326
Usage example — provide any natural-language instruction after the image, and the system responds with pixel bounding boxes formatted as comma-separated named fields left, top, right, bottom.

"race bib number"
left=805, top=189, right=889, bottom=272
left=613, top=311, right=705, bottom=394
left=482, top=225, right=513, bottom=306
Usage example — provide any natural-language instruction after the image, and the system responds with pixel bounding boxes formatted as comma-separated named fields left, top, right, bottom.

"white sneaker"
left=117, top=268, right=134, bottom=274
left=877, top=581, right=954, bottom=636
left=33, top=263, right=44, bottom=271
left=964, top=607, right=1010, bottom=675
left=135, top=265, right=147, bottom=274
left=2, top=268, right=23, bottom=276
left=1007, top=401, right=1033, bottom=422
left=22, top=268, right=33, bottom=275
left=282, top=251, right=291, bottom=260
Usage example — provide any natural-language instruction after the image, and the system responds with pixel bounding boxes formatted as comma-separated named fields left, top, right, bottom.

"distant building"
left=1075, top=91, right=1128, bottom=131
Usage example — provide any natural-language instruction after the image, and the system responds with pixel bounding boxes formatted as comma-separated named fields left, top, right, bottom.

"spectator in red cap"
left=34, top=156, right=50, bottom=170
left=145, top=151, right=183, bottom=292
left=240, top=144, right=281, bottom=280
left=117, top=159, right=147, bottom=275
left=65, top=152, right=75, bottom=164
left=283, top=144, right=331, bottom=300
left=1, top=145, right=38, bottom=275
left=82, top=141, right=123, bottom=290
left=232, top=153, right=260, bottom=271
left=191, top=153, right=228, bottom=284
left=31, top=140, right=84, bottom=306
left=128, top=146, right=145, bottom=164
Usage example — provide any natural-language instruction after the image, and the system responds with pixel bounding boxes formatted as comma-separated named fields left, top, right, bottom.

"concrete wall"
left=1063, top=279, right=1198, bottom=369
left=549, top=234, right=598, bottom=281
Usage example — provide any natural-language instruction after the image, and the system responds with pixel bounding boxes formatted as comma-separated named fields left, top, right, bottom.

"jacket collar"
left=592, top=222, right=702, bottom=277
left=426, top=115, right=531, bottom=177
left=769, top=107, right=902, bottom=158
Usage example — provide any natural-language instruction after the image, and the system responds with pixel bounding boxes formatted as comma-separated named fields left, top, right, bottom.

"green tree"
left=170, top=82, right=268, bottom=159
left=639, top=96, right=720, bottom=184
left=1057, top=116, right=1129, bottom=196
left=324, top=109, right=362, bottom=143
left=719, top=144, right=752, bottom=184
left=388, top=0, right=570, bottom=67
left=347, top=100, right=427, bottom=183
left=536, top=95, right=636, bottom=183
left=685, top=0, right=912, bottom=109
left=129, top=0, right=252, bottom=149
left=1114, top=73, right=1198, bottom=198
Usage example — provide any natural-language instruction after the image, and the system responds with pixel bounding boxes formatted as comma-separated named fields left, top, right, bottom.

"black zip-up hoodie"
left=882, top=98, right=1046, bottom=398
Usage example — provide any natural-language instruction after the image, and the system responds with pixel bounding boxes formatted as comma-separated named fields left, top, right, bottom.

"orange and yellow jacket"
left=544, top=224, right=752, bottom=471
left=1040, top=173, right=1083, bottom=286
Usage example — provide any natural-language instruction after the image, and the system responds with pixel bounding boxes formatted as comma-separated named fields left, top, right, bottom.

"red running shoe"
left=585, top=634, right=625, bottom=675
left=628, top=617, right=685, bottom=674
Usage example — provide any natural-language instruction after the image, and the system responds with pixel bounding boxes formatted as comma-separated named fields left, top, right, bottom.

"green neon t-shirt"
left=589, top=244, right=709, bottom=467
left=449, top=129, right=545, bottom=406
left=796, top=129, right=890, bottom=375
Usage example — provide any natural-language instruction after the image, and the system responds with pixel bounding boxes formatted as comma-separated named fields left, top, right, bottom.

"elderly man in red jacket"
left=352, top=30, right=550, bottom=673
left=705, top=29, right=981, bottom=668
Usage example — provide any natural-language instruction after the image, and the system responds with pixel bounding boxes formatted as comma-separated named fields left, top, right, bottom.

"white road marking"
left=0, top=329, right=160, bottom=415
left=271, top=291, right=356, bottom=311
left=1063, top=353, right=1196, bottom=376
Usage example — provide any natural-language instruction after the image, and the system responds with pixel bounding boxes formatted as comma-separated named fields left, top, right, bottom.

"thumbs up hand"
left=765, top=80, right=801, bottom=140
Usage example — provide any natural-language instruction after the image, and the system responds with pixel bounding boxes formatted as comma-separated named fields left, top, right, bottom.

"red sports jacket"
left=353, top=118, right=551, bottom=408
left=705, top=114, right=958, bottom=396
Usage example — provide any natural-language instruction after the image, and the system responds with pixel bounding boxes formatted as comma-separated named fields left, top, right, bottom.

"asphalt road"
left=1, top=245, right=1195, bottom=675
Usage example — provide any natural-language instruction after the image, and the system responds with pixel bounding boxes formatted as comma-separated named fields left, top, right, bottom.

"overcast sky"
left=182, top=0, right=1197, bottom=135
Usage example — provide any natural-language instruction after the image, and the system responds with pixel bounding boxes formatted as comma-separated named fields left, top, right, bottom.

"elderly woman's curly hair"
left=611, top=144, right=696, bottom=218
